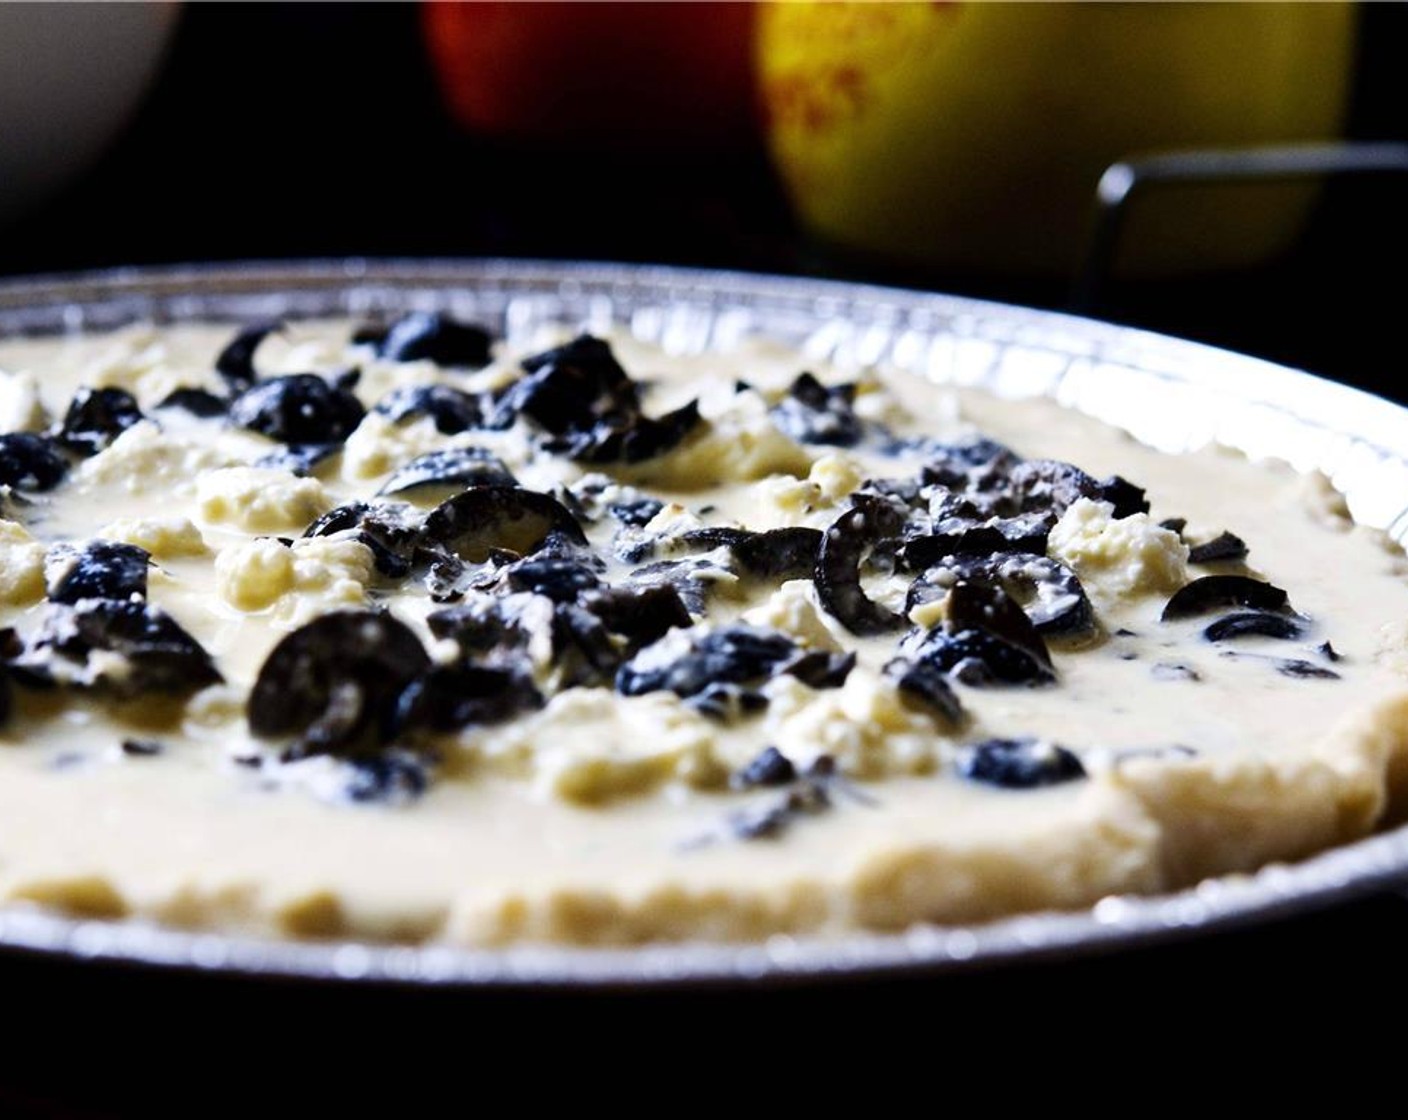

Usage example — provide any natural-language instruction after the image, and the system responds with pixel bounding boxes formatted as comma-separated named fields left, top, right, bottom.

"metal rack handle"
left=1072, top=141, right=1408, bottom=314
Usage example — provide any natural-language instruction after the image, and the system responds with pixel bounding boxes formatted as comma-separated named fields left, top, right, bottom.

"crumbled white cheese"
left=0, top=370, right=49, bottom=433
left=754, top=452, right=865, bottom=527
left=907, top=597, right=946, bottom=630
left=84, top=327, right=224, bottom=411
left=753, top=474, right=822, bottom=524
left=135, top=367, right=226, bottom=408
left=197, top=467, right=332, bottom=533
left=809, top=452, right=865, bottom=502
left=215, top=535, right=374, bottom=622
left=741, top=581, right=843, bottom=651
left=183, top=684, right=246, bottom=729
left=643, top=503, right=705, bottom=537
left=341, top=412, right=450, bottom=482
left=215, top=538, right=296, bottom=611
left=80, top=327, right=165, bottom=394
left=79, top=421, right=230, bottom=495
left=0, top=519, right=48, bottom=606
left=851, top=368, right=923, bottom=427
left=763, top=669, right=943, bottom=780
left=620, top=389, right=813, bottom=490
left=1048, top=498, right=1188, bottom=599
left=477, top=688, right=723, bottom=803
left=99, top=516, right=208, bottom=559
left=278, top=537, right=375, bottom=625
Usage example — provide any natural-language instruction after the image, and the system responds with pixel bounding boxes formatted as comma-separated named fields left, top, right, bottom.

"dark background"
left=1, top=5, right=1406, bottom=1107
left=6, top=3, right=1408, bottom=397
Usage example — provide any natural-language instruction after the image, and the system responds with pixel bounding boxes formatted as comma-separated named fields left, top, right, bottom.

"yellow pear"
left=759, top=2, right=1355, bottom=278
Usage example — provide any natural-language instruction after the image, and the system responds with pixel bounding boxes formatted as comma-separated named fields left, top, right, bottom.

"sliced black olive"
left=303, top=502, right=371, bottom=539
left=215, top=321, right=281, bottom=394
left=861, top=476, right=925, bottom=507
left=899, top=516, right=1052, bottom=570
left=345, top=752, right=431, bottom=803
left=420, top=485, right=587, bottom=563
left=608, top=498, right=664, bottom=528
left=946, top=580, right=1054, bottom=661
left=0, top=433, right=69, bottom=492
left=551, top=602, right=626, bottom=688
left=427, top=594, right=554, bottom=659
left=726, top=775, right=834, bottom=841
left=733, top=746, right=797, bottom=789
left=616, top=625, right=797, bottom=704
left=352, top=322, right=389, bottom=348
left=624, top=562, right=719, bottom=615
left=623, top=557, right=739, bottom=617
left=302, top=500, right=421, bottom=579
left=947, top=458, right=1149, bottom=522
left=727, top=797, right=800, bottom=841
left=248, top=611, right=430, bottom=758
left=1007, top=459, right=1104, bottom=517
left=255, top=443, right=340, bottom=476
left=909, top=553, right=1094, bottom=638
left=54, top=388, right=143, bottom=456
left=681, top=526, right=824, bottom=580
left=378, top=447, right=517, bottom=497
left=770, top=372, right=862, bottom=447
left=582, top=585, right=692, bottom=650
left=1202, top=611, right=1305, bottom=642
left=374, top=311, right=493, bottom=368
left=395, top=663, right=540, bottom=733
left=903, top=582, right=1055, bottom=687
left=1162, top=575, right=1290, bottom=620
left=155, top=387, right=229, bottom=418
left=815, top=495, right=907, bottom=636
left=229, top=374, right=366, bottom=445
left=500, top=334, right=640, bottom=432
left=1160, top=517, right=1188, bottom=535
left=503, top=553, right=602, bottom=602
left=120, top=738, right=164, bottom=757
left=958, top=737, right=1086, bottom=789
left=784, top=649, right=856, bottom=690
left=493, top=335, right=700, bottom=463
left=1275, top=658, right=1341, bottom=680
left=374, top=384, right=484, bottom=434
left=691, top=684, right=770, bottom=721
left=885, top=657, right=964, bottom=726
left=613, top=529, right=660, bottom=566
left=14, top=600, right=221, bottom=696
left=415, top=547, right=479, bottom=603
left=555, top=401, right=701, bottom=465
left=917, top=438, right=1017, bottom=488
left=46, top=540, right=150, bottom=604
left=1188, top=531, right=1250, bottom=565
left=1316, top=641, right=1341, bottom=662
left=1097, top=476, right=1150, bottom=518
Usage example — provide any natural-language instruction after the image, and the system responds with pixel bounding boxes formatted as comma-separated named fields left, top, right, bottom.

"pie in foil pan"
left=0, top=259, right=1404, bottom=987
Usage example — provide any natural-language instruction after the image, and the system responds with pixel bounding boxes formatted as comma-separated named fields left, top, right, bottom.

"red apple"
left=423, top=2, right=758, bottom=151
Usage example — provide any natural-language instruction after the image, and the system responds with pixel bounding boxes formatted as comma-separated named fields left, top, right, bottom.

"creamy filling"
left=0, top=319, right=1402, bottom=944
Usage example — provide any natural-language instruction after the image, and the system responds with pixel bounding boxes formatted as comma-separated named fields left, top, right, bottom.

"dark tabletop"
left=1, top=5, right=1406, bottom=1104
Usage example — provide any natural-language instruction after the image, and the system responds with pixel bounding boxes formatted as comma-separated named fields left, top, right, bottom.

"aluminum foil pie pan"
left=0, top=258, right=1405, bottom=987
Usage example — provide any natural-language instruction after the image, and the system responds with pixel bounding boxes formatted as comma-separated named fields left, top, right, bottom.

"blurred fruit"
left=424, top=1, right=757, bottom=150
left=758, top=2, right=1356, bottom=277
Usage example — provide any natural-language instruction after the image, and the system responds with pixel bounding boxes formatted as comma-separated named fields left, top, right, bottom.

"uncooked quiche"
left=0, top=309, right=1404, bottom=946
